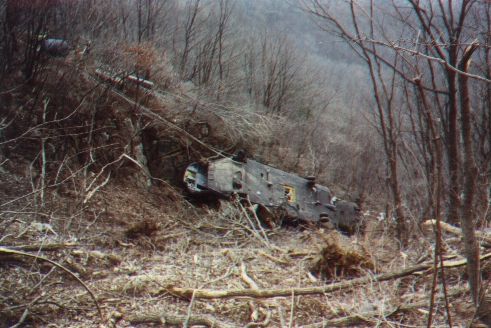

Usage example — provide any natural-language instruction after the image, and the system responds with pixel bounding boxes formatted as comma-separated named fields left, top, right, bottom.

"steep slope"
left=0, top=38, right=485, bottom=328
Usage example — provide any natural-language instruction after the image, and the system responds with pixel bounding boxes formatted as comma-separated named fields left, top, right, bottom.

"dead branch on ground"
left=424, top=220, right=491, bottom=245
left=167, top=253, right=491, bottom=299
left=299, top=287, right=466, bottom=327
left=4, top=243, right=78, bottom=252
left=0, top=247, right=103, bottom=321
left=126, top=312, right=235, bottom=328
left=240, top=262, right=273, bottom=327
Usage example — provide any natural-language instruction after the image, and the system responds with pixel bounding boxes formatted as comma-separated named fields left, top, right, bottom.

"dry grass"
left=309, top=230, right=375, bottom=280
left=0, top=61, right=482, bottom=328
left=0, top=169, right=479, bottom=327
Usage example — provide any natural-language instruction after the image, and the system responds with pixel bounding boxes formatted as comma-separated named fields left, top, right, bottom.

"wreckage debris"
left=184, top=155, right=363, bottom=233
left=95, top=68, right=154, bottom=90
left=40, top=38, right=70, bottom=57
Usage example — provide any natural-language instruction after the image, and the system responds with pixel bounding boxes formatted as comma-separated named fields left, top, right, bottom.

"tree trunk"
left=446, top=67, right=462, bottom=226
left=458, top=43, right=490, bottom=325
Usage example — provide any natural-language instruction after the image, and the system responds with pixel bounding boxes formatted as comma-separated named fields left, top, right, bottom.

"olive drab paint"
left=184, top=156, right=362, bottom=234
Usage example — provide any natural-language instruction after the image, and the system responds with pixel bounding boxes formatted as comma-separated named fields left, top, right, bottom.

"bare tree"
left=240, top=31, right=301, bottom=115
left=303, top=0, right=408, bottom=242
left=304, top=0, right=491, bottom=324
left=188, top=0, right=233, bottom=86
left=178, top=0, right=202, bottom=78
left=136, top=0, right=167, bottom=43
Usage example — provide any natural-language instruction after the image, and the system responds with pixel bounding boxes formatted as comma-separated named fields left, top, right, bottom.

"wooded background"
left=1, top=0, right=490, bottom=327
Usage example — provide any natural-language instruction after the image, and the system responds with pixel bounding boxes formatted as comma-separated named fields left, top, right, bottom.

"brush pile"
left=310, top=231, right=374, bottom=280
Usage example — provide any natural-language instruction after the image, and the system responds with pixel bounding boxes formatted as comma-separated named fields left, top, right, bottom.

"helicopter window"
left=232, top=171, right=243, bottom=190
left=184, top=170, right=196, bottom=184
left=283, top=185, right=296, bottom=204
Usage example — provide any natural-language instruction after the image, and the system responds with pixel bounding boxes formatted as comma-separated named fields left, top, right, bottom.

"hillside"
left=1, top=1, right=491, bottom=327
left=0, top=51, right=487, bottom=328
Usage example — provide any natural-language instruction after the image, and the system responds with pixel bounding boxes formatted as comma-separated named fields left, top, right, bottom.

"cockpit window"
left=283, top=185, right=296, bottom=203
left=232, top=171, right=243, bottom=190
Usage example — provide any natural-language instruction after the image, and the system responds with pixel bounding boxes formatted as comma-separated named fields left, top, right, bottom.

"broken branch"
left=167, top=253, right=491, bottom=299
left=0, top=247, right=103, bottom=321
left=300, top=288, right=466, bottom=327
left=126, top=312, right=234, bottom=328
left=4, top=243, right=79, bottom=252
left=424, top=220, right=491, bottom=245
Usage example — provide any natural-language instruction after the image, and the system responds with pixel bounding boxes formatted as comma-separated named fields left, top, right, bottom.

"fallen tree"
left=126, top=312, right=235, bottom=328
left=4, top=243, right=79, bottom=252
left=423, top=220, right=491, bottom=245
left=167, top=253, right=491, bottom=300
left=127, top=287, right=467, bottom=327
left=0, top=247, right=103, bottom=321
left=299, top=287, right=465, bottom=327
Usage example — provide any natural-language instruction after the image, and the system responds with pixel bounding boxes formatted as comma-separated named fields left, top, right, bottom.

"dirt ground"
left=0, top=63, right=486, bottom=328
left=0, top=162, right=484, bottom=327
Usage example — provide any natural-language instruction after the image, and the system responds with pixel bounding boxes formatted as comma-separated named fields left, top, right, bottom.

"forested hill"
left=1, top=1, right=490, bottom=327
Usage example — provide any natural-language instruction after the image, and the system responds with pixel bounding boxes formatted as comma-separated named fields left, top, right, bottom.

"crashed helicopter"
left=184, top=154, right=363, bottom=234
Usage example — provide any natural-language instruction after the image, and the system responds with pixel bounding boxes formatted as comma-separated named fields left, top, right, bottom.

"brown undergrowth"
left=0, top=60, right=486, bottom=328
left=310, top=231, right=374, bottom=280
left=0, top=167, right=481, bottom=327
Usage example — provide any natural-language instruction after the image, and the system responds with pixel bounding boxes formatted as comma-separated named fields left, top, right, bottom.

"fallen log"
left=300, top=288, right=466, bottom=327
left=126, top=312, right=234, bottom=328
left=0, top=247, right=102, bottom=321
left=167, top=253, right=491, bottom=300
left=5, top=243, right=78, bottom=252
left=423, top=220, right=491, bottom=245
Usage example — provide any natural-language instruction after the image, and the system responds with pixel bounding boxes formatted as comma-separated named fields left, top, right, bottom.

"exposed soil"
left=0, top=151, right=482, bottom=327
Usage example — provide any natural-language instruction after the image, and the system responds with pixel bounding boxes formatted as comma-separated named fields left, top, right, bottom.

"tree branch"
left=364, top=38, right=489, bottom=83
left=300, top=287, right=466, bottom=327
left=423, top=220, right=491, bottom=245
left=167, top=253, right=491, bottom=300
left=4, top=243, right=79, bottom=252
left=0, top=247, right=103, bottom=321
left=126, top=312, right=234, bottom=328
